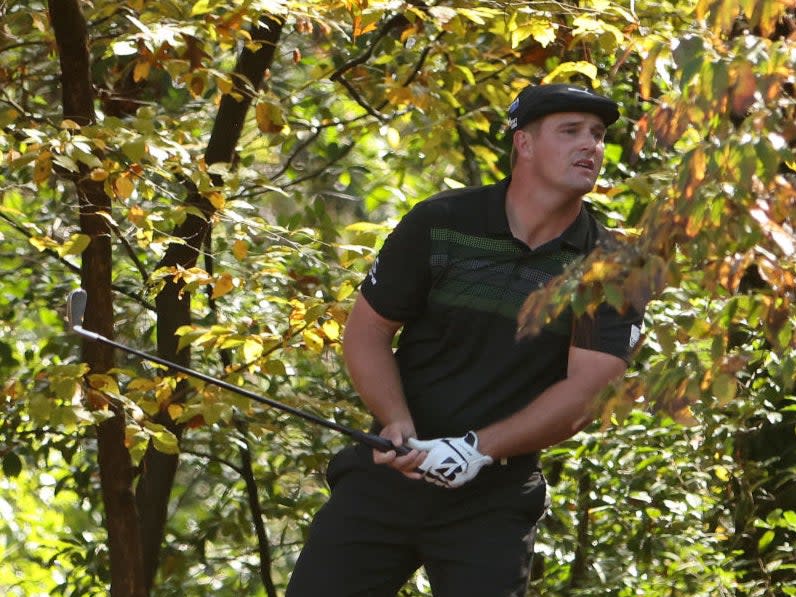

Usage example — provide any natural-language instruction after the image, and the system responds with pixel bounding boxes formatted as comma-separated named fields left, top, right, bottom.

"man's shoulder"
left=409, top=180, right=505, bottom=222
left=423, top=180, right=503, bottom=207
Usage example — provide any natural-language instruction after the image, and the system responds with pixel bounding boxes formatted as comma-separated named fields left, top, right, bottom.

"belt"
left=496, top=452, right=539, bottom=468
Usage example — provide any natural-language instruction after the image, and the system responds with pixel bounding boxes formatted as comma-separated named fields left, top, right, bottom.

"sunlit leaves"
left=3, top=0, right=795, bottom=594
left=543, top=61, right=599, bottom=83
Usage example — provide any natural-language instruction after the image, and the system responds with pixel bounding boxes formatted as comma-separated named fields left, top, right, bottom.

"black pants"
left=286, top=444, right=547, bottom=597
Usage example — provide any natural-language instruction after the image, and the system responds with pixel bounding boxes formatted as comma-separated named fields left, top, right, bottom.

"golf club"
left=67, top=288, right=409, bottom=455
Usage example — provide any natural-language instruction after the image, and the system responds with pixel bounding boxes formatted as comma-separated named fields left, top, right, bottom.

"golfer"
left=286, top=83, right=644, bottom=596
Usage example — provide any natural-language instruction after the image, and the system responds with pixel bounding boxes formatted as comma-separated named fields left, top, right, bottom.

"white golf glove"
left=407, top=431, right=493, bottom=489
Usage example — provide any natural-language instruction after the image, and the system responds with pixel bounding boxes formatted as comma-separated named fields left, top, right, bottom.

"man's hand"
left=407, top=431, right=493, bottom=488
left=373, top=421, right=425, bottom=479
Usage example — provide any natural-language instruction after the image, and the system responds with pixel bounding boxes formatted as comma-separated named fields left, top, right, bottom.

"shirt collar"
left=487, top=177, right=594, bottom=253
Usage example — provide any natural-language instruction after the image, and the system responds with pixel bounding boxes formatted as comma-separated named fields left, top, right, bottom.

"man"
left=286, top=83, right=644, bottom=596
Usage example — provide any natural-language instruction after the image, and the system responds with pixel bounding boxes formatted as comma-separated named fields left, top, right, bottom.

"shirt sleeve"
left=571, top=302, right=644, bottom=363
left=360, top=202, right=435, bottom=322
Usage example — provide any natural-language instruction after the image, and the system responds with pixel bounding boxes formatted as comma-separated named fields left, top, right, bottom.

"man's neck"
left=505, top=181, right=583, bottom=249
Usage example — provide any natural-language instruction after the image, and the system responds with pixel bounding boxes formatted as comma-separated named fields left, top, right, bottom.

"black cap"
left=507, top=83, right=619, bottom=132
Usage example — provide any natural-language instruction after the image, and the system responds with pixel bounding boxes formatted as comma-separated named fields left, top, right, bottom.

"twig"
left=283, top=141, right=356, bottom=187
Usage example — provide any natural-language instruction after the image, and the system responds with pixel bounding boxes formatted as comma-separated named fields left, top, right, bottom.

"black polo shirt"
left=361, top=178, right=642, bottom=439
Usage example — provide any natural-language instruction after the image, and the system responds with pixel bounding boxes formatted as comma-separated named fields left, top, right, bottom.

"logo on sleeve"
left=367, top=256, right=379, bottom=286
left=629, top=324, right=641, bottom=349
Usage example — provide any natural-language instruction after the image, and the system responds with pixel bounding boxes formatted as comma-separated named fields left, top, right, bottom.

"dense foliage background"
left=1, top=0, right=794, bottom=595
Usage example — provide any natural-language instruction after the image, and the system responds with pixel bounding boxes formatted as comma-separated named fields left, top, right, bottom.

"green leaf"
left=122, top=139, right=148, bottom=162
left=757, top=529, right=776, bottom=552
left=602, top=282, right=625, bottom=310
left=711, top=373, right=737, bottom=404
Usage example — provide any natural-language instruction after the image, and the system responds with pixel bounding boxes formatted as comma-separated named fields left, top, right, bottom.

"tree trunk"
left=135, top=16, right=284, bottom=590
left=48, top=1, right=147, bottom=595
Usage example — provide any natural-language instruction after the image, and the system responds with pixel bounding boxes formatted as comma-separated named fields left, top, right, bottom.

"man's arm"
left=476, top=346, right=627, bottom=460
left=342, top=293, right=425, bottom=474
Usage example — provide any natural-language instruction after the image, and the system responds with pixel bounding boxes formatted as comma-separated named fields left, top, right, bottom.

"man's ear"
left=514, top=129, right=533, bottom=159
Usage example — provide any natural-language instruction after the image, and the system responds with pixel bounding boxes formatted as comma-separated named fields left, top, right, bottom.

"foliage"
left=1, top=0, right=794, bottom=595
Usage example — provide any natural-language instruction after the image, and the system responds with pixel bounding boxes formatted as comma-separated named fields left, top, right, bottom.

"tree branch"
left=283, top=141, right=356, bottom=188
left=235, top=420, right=278, bottom=597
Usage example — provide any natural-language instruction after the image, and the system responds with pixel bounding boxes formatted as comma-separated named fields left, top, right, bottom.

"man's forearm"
left=477, top=347, right=627, bottom=460
left=476, top=378, right=596, bottom=459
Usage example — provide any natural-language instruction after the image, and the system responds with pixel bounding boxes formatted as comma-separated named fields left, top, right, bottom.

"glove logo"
left=407, top=431, right=494, bottom=489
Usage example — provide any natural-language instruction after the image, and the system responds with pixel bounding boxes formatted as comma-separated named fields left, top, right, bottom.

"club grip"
left=357, top=431, right=412, bottom=455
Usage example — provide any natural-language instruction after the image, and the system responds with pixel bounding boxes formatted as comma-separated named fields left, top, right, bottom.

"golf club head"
left=67, top=288, right=88, bottom=330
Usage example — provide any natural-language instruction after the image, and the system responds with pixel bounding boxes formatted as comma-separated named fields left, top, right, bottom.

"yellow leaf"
left=242, top=339, right=263, bottom=363
left=303, top=328, right=325, bottom=353
left=207, top=191, right=225, bottom=209
left=29, top=236, right=56, bottom=252
left=114, top=175, right=135, bottom=199
left=216, top=75, right=233, bottom=94
left=58, top=233, right=91, bottom=256
left=232, top=239, right=248, bottom=260
left=133, top=60, right=151, bottom=82
left=582, top=260, right=619, bottom=283
left=88, top=373, right=120, bottom=395
left=690, top=147, right=707, bottom=182
left=128, top=205, right=147, bottom=227
left=543, top=61, right=597, bottom=83
left=212, top=273, right=234, bottom=298
left=386, top=127, right=401, bottom=149
left=167, top=404, right=184, bottom=421
left=336, top=280, right=355, bottom=301
left=322, top=319, right=340, bottom=341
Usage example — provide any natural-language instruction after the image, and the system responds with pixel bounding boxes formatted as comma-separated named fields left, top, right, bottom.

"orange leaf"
left=232, top=239, right=248, bottom=260
left=133, top=60, right=151, bottom=82
left=33, top=151, right=52, bottom=185
left=630, top=114, right=649, bottom=164
left=731, top=62, right=757, bottom=118
left=212, top=273, right=234, bottom=299
left=114, top=175, right=135, bottom=199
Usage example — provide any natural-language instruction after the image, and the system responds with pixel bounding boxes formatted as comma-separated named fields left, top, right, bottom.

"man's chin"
left=569, top=180, right=597, bottom=196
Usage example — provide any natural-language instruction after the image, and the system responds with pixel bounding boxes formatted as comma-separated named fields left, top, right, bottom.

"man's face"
left=523, top=112, right=606, bottom=197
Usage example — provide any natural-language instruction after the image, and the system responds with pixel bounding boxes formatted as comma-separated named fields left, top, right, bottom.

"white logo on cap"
left=567, top=87, right=593, bottom=95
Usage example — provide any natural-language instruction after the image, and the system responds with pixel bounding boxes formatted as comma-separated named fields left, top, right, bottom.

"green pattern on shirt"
left=428, top=227, right=581, bottom=328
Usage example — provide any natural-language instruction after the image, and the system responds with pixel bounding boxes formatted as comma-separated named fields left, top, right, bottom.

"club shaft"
left=72, top=324, right=406, bottom=454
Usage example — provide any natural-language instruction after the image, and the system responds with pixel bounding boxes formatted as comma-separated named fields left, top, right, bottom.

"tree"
left=1, top=0, right=793, bottom=595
